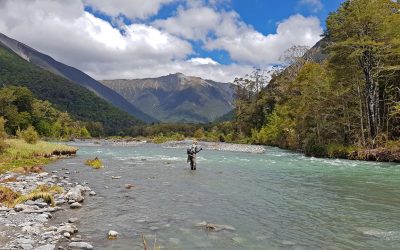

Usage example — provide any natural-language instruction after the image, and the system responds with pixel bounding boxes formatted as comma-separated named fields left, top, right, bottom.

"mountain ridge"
left=0, top=33, right=157, bottom=123
left=102, top=73, right=235, bottom=123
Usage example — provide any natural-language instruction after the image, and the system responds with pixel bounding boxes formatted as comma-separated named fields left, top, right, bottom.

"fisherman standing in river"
left=187, top=141, right=202, bottom=170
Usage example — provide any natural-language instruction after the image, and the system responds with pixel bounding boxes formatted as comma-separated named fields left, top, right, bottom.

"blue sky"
left=0, top=0, right=345, bottom=82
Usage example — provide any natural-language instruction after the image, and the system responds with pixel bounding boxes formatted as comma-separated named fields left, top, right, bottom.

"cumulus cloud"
left=83, top=0, right=176, bottom=19
left=206, top=14, right=323, bottom=64
left=188, top=57, right=220, bottom=65
left=0, top=0, right=324, bottom=83
left=155, top=6, right=323, bottom=64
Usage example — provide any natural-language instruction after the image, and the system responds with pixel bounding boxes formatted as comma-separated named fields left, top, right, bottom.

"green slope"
left=0, top=45, right=140, bottom=134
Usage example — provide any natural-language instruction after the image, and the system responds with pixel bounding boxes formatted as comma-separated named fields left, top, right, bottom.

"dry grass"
left=0, top=186, right=21, bottom=207
left=0, top=184, right=63, bottom=208
left=0, top=139, right=77, bottom=173
left=85, top=157, right=104, bottom=169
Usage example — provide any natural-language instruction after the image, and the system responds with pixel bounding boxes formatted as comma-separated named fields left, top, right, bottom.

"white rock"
left=57, top=224, right=77, bottom=234
left=68, top=242, right=93, bottom=249
left=89, top=191, right=96, bottom=196
left=35, top=244, right=55, bottom=250
left=64, top=232, right=71, bottom=238
left=108, top=230, right=118, bottom=239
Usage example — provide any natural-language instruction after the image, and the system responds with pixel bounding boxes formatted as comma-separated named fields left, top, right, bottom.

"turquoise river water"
left=47, top=142, right=400, bottom=250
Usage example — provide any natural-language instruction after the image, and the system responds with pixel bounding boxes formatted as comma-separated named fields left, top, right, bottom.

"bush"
left=0, top=117, right=8, bottom=154
left=193, top=128, right=205, bottom=139
left=326, top=143, right=356, bottom=158
left=304, top=136, right=326, bottom=157
left=20, top=126, right=39, bottom=144
left=85, top=157, right=104, bottom=169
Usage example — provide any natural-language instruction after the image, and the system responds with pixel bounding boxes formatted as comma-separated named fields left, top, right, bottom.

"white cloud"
left=188, top=57, right=220, bottom=65
left=156, top=5, right=323, bottom=65
left=299, top=0, right=323, bottom=12
left=0, top=0, right=324, bottom=83
left=207, top=14, right=323, bottom=64
left=83, top=0, right=176, bottom=19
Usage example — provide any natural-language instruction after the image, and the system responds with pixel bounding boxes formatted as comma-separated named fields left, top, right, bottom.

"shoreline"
left=0, top=167, right=95, bottom=249
left=71, top=138, right=400, bottom=163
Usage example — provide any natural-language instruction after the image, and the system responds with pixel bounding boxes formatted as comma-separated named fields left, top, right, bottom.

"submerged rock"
left=195, top=221, right=236, bottom=232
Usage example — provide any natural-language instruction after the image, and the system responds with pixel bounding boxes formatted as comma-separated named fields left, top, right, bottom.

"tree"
left=326, top=0, right=400, bottom=145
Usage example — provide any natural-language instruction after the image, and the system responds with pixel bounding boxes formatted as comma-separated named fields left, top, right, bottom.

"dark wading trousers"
left=189, top=156, right=196, bottom=170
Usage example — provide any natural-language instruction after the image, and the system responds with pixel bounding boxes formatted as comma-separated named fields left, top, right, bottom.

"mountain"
left=0, top=33, right=157, bottom=123
left=102, top=73, right=235, bottom=123
left=0, top=36, right=141, bottom=134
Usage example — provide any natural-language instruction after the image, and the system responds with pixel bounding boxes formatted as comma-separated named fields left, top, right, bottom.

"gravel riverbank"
left=0, top=170, right=95, bottom=250
left=162, top=140, right=266, bottom=154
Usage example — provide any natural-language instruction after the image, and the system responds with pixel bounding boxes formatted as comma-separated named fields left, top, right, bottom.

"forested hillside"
left=231, top=0, right=400, bottom=160
left=0, top=45, right=141, bottom=135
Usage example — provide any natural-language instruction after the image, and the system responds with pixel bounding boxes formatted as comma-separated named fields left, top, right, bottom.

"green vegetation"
left=85, top=157, right=104, bottom=169
left=0, top=139, right=77, bottom=173
left=127, top=1, right=398, bottom=162
left=18, top=125, right=39, bottom=144
left=0, top=45, right=140, bottom=135
left=0, top=86, right=89, bottom=139
left=222, top=0, right=400, bottom=161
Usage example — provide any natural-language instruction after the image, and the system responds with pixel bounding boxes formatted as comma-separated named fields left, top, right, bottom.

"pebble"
left=68, top=218, right=79, bottom=223
left=89, top=191, right=96, bottom=196
left=70, top=202, right=82, bottom=209
left=108, top=230, right=118, bottom=239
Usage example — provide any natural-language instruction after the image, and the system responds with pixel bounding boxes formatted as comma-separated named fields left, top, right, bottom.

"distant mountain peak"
left=101, top=74, right=235, bottom=123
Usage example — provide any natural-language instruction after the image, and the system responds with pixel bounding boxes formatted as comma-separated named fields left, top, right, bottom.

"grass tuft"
left=85, top=157, right=104, bottom=169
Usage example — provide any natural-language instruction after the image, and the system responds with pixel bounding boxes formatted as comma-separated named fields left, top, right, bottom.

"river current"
left=47, top=142, right=400, bottom=249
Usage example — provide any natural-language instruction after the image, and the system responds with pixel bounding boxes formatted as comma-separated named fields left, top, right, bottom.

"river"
left=47, top=142, right=400, bottom=249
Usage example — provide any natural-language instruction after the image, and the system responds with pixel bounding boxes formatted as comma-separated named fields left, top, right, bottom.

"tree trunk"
left=360, top=50, right=379, bottom=144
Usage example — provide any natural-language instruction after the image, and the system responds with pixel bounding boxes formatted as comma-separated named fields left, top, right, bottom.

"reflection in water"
left=48, top=143, right=400, bottom=250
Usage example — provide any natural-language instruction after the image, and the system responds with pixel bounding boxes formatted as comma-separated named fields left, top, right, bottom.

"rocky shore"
left=162, top=140, right=266, bottom=154
left=0, top=170, right=95, bottom=250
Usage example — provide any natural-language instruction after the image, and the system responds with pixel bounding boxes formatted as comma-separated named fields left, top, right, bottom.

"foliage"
left=0, top=46, right=140, bottom=134
left=0, top=86, right=90, bottom=139
left=193, top=128, right=205, bottom=139
left=85, top=157, right=104, bottom=169
left=0, top=117, right=8, bottom=154
left=230, top=0, right=400, bottom=158
left=19, top=125, right=39, bottom=144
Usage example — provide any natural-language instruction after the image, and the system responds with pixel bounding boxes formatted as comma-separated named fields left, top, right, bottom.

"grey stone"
left=68, top=242, right=93, bottom=249
left=68, top=218, right=79, bottom=223
left=57, top=224, right=77, bottom=234
left=89, top=191, right=96, bottom=196
left=35, top=244, right=56, bottom=250
left=70, top=202, right=82, bottom=209
left=20, top=244, right=33, bottom=249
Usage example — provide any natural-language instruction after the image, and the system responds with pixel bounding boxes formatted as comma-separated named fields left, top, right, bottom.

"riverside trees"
left=236, top=0, right=400, bottom=156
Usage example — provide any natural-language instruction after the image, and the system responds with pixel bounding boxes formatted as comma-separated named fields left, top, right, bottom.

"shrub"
left=85, top=157, right=104, bottom=169
left=20, top=126, right=39, bottom=144
left=0, top=117, right=8, bottom=154
left=193, top=128, right=205, bottom=139
left=304, top=136, right=327, bottom=157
